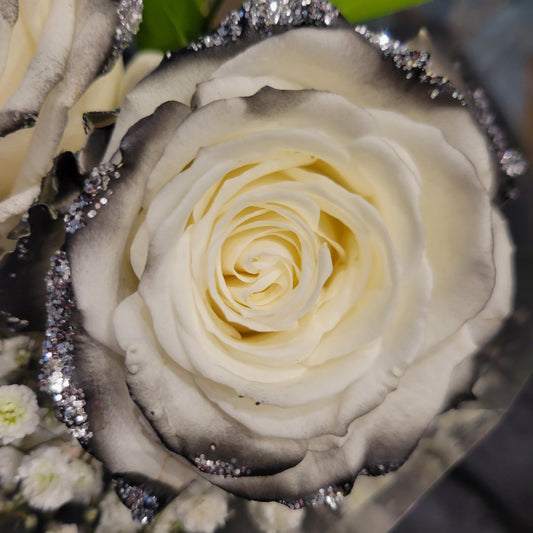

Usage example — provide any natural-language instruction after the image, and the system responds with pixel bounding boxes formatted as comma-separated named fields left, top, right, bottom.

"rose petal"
left=0, top=0, right=75, bottom=136
left=371, top=109, right=495, bottom=348
left=12, top=0, right=127, bottom=193
left=68, top=101, right=191, bottom=352
left=114, top=292, right=309, bottom=476
left=193, top=26, right=494, bottom=192
left=0, top=0, right=18, bottom=83
left=72, top=326, right=198, bottom=491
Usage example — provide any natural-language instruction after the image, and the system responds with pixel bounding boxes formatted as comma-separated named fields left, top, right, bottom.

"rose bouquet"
left=0, top=0, right=530, bottom=532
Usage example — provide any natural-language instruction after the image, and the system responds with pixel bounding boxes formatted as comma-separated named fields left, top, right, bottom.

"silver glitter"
left=194, top=453, right=252, bottom=477
left=355, top=26, right=527, bottom=197
left=355, top=26, right=465, bottom=106
left=103, top=0, right=143, bottom=73
left=188, top=0, right=339, bottom=51
left=115, top=478, right=160, bottom=525
left=64, top=162, right=121, bottom=234
left=39, top=251, right=92, bottom=445
left=279, top=483, right=350, bottom=510
left=470, top=87, right=528, bottom=198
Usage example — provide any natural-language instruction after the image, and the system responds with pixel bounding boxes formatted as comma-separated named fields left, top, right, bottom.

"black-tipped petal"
left=0, top=204, right=64, bottom=331
left=67, top=101, right=191, bottom=352
left=114, top=293, right=308, bottom=478
left=78, top=110, right=119, bottom=173
left=11, top=0, right=137, bottom=193
left=70, top=325, right=197, bottom=490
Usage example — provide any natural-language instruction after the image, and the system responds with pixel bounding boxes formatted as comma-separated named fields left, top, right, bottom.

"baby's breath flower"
left=153, top=480, right=230, bottom=533
left=247, top=501, right=306, bottom=533
left=96, top=490, right=142, bottom=533
left=0, top=336, right=34, bottom=382
left=0, top=384, right=39, bottom=444
left=69, top=458, right=103, bottom=504
left=16, top=445, right=74, bottom=510
left=0, top=445, right=23, bottom=490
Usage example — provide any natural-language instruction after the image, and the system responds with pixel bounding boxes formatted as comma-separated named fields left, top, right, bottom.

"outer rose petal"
left=193, top=27, right=494, bottom=192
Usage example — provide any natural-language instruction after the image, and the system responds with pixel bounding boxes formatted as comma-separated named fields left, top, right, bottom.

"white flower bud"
left=0, top=336, right=35, bottom=382
left=0, top=384, right=39, bottom=444
left=69, top=458, right=103, bottom=504
left=0, top=445, right=23, bottom=490
left=96, top=490, right=142, bottom=533
left=247, top=501, right=306, bottom=533
left=16, top=445, right=74, bottom=510
left=152, top=480, right=230, bottom=533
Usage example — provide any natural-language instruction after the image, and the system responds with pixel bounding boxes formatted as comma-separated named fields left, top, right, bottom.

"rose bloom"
left=54, top=1, right=512, bottom=509
left=0, top=0, right=146, bottom=207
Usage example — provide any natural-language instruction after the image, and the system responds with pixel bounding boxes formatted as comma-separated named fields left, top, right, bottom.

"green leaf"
left=137, top=0, right=208, bottom=51
left=333, top=0, right=433, bottom=22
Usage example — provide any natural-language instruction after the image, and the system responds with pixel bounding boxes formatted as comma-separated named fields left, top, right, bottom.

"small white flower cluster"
left=0, top=445, right=23, bottom=490
left=14, top=444, right=103, bottom=511
left=247, top=500, right=306, bottom=533
left=96, top=490, right=143, bottom=533
left=0, top=336, right=35, bottom=384
left=150, top=479, right=230, bottom=533
left=0, top=384, right=39, bottom=444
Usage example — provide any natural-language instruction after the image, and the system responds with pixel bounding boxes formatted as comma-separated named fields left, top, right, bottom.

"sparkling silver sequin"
left=103, top=0, right=143, bottom=73
left=194, top=453, right=252, bottom=477
left=188, top=0, right=339, bottom=51
left=355, top=26, right=465, bottom=105
left=64, top=163, right=121, bottom=234
left=280, top=483, right=350, bottom=510
left=115, top=478, right=160, bottom=525
left=470, top=86, right=527, bottom=199
left=39, top=251, right=92, bottom=445
left=356, top=26, right=527, bottom=195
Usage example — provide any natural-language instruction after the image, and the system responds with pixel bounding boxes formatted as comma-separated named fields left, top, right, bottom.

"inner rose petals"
left=120, top=90, right=444, bottom=445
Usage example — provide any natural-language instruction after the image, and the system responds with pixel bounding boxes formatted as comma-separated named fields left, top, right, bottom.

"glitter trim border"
left=356, top=25, right=528, bottom=195
left=115, top=477, right=161, bottom=525
left=102, top=0, right=143, bottom=73
left=279, top=482, right=352, bottom=511
left=188, top=0, right=340, bottom=51
left=39, top=251, right=92, bottom=445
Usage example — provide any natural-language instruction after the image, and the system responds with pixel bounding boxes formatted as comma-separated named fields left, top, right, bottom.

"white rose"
left=0, top=0, right=144, bottom=207
left=40, top=0, right=513, bottom=515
